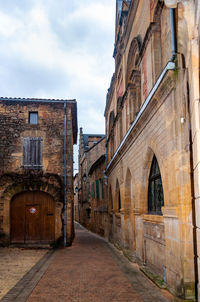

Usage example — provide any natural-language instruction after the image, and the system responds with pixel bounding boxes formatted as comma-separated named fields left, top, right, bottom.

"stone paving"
left=0, top=248, right=47, bottom=300
left=26, top=223, right=172, bottom=302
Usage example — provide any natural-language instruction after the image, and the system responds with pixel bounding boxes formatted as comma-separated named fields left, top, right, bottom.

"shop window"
left=148, top=156, right=164, bottom=214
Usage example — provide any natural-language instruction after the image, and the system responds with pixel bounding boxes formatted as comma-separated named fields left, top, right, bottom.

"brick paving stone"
left=0, top=248, right=48, bottom=300
left=27, top=223, right=172, bottom=302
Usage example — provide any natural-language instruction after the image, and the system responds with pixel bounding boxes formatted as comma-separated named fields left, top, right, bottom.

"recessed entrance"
left=11, top=191, right=55, bottom=244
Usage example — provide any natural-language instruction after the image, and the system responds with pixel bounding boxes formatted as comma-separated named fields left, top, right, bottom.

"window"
left=29, top=112, right=38, bottom=125
left=99, top=178, right=104, bottom=200
left=23, top=137, right=43, bottom=169
left=91, top=183, right=95, bottom=198
left=96, top=179, right=99, bottom=200
left=148, top=156, right=164, bottom=214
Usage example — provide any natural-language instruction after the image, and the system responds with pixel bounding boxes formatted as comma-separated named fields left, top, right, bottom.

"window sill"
left=22, top=166, right=43, bottom=170
left=142, top=214, right=163, bottom=223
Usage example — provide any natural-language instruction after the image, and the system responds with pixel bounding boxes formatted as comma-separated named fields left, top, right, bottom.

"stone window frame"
left=29, top=111, right=38, bottom=125
left=148, top=155, right=164, bottom=215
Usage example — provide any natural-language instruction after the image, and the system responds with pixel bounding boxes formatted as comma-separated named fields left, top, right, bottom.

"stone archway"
left=0, top=174, right=63, bottom=244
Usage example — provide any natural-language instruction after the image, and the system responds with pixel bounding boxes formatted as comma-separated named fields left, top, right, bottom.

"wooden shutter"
left=100, top=178, right=104, bottom=200
left=91, top=183, right=95, bottom=198
left=23, top=137, right=43, bottom=169
left=96, top=180, right=99, bottom=200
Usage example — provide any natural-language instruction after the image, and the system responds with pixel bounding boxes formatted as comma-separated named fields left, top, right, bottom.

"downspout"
left=63, top=102, right=67, bottom=247
left=105, top=118, right=108, bottom=169
left=104, top=117, right=108, bottom=186
left=169, top=8, right=177, bottom=60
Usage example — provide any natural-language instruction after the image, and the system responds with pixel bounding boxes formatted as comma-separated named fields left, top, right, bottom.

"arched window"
left=148, top=156, right=164, bottom=214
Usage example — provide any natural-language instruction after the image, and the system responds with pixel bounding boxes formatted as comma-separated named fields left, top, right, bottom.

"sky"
left=0, top=0, right=116, bottom=171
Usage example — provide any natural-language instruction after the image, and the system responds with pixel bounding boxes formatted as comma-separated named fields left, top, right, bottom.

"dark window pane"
left=148, top=156, right=164, bottom=214
left=29, top=112, right=38, bottom=125
left=118, top=190, right=121, bottom=211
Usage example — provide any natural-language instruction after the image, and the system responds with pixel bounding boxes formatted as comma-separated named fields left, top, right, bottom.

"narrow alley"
left=2, top=223, right=172, bottom=302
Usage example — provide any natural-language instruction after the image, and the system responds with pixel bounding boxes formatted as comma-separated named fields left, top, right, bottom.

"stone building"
left=0, top=97, right=77, bottom=246
left=78, top=128, right=105, bottom=229
left=74, top=173, right=79, bottom=221
left=88, top=139, right=108, bottom=238
left=105, top=0, right=197, bottom=299
left=176, top=0, right=200, bottom=300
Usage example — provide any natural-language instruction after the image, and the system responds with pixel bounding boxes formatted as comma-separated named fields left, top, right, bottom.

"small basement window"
left=29, top=112, right=38, bottom=125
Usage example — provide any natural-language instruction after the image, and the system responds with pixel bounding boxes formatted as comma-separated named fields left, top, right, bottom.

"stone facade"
left=88, top=144, right=108, bottom=238
left=176, top=0, right=200, bottom=300
left=105, top=0, right=197, bottom=300
left=0, top=97, right=77, bottom=246
left=78, top=128, right=105, bottom=229
left=74, top=173, right=79, bottom=221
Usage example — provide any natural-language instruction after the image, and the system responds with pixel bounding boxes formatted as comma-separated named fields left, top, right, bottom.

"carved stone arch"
left=148, top=155, right=164, bottom=214
left=1, top=174, right=63, bottom=243
left=153, top=0, right=164, bottom=23
left=126, top=37, right=142, bottom=126
left=152, top=1, right=164, bottom=81
left=108, top=110, right=115, bottom=134
left=140, top=144, right=165, bottom=214
left=2, top=178, right=62, bottom=207
left=126, top=36, right=141, bottom=86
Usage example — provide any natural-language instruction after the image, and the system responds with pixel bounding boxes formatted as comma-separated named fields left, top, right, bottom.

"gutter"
left=106, top=8, right=177, bottom=173
left=0, top=97, right=76, bottom=104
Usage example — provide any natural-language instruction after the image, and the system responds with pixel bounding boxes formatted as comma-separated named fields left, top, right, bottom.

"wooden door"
left=11, top=191, right=55, bottom=244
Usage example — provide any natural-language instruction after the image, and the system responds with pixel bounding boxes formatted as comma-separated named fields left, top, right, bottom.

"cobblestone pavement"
left=26, top=223, right=172, bottom=302
left=0, top=247, right=47, bottom=300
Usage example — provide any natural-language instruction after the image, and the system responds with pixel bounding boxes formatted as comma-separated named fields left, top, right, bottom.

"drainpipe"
left=105, top=118, right=108, bottom=169
left=104, top=117, right=108, bottom=185
left=169, top=8, right=177, bottom=60
left=63, top=102, right=67, bottom=247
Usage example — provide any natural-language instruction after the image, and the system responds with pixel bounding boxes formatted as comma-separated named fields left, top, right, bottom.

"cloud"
left=0, top=0, right=115, bottom=137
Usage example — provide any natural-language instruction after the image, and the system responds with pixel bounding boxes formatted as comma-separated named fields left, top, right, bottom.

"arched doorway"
left=11, top=191, right=55, bottom=244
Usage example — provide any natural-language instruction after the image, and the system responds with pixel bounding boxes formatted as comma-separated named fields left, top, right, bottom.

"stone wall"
left=89, top=157, right=108, bottom=239
left=0, top=99, right=76, bottom=246
left=105, top=0, right=196, bottom=299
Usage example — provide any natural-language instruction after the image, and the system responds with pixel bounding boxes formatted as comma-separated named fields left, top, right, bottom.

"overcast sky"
left=0, top=0, right=116, bottom=171
left=0, top=0, right=115, bottom=134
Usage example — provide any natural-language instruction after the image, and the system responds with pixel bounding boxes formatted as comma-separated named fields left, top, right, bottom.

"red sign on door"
left=29, top=207, right=37, bottom=214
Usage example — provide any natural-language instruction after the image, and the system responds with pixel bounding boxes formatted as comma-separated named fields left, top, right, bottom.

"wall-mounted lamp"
left=82, top=173, right=87, bottom=182
left=75, top=186, right=79, bottom=193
